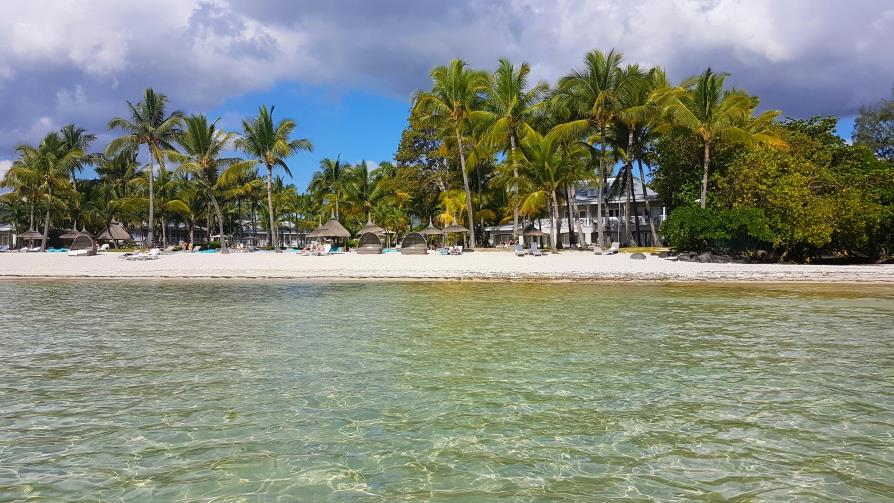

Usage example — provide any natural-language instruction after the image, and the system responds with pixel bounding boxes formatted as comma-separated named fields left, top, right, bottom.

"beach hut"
left=97, top=222, right=132, bottom=247
left=356, top=232, right=383, bottom=254
left=17, top=228, right=42, bottom=250
left=67, top=234, right=97, bottom=256
left=308, top=217, right=351, bottom=251
left=399, top=232, right=428, bottom=255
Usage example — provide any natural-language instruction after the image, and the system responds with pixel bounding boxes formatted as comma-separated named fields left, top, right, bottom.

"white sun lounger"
left=514, top=243, right=526, bottom=257
left=605, top=242, right=620, bottom=255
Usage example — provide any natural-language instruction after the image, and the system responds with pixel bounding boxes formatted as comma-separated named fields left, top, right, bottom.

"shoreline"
left=1, top=251, right=892, bottom=284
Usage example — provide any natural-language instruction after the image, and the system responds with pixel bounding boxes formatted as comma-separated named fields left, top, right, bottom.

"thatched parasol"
left=97, top=222, right=132, bottom=241
left=60, top=228, right=92, bottom=240
left=357, top=215, right=384, bottom=235
left=522, top=224, right=545, bottom=237
left=443, top=218, right=469, bottom=234
left=310, top=218, right=351, bottom=238
left=17, top=228, right=43, bottom=240
left=419, top=218, right=442, bottom=236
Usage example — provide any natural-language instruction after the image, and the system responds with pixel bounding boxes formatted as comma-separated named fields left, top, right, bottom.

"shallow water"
left=1, top=281, right=892, bottom=501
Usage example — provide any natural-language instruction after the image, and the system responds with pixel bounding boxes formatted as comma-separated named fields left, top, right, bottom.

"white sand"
left=0, top=250, right=892, bottom=283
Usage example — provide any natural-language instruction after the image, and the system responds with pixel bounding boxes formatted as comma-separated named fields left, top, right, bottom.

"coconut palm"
left=553, top=49, right=627, bottom=247
left=107, top=88, right=183, bottom=247
left=481, top=59, right=548, bottom=241
left=413, top=58, right=489, bottom=247
left=9, top=132, right=84, bottom=250
left=236, top=105, right=312, bottom=252
left=663, top=68, right=782, bottom=208
left=309, top=156, right=351, bottom=220
left=59, top=124, right=97, bottom=188
left=169, top=115, right=254, bottom=254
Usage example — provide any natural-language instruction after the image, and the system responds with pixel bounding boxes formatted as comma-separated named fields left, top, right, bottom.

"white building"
left=485, top=176, right=666, bottom=248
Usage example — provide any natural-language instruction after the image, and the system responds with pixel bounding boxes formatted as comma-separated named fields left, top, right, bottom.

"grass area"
left=620, top=246, right=668, bottom=254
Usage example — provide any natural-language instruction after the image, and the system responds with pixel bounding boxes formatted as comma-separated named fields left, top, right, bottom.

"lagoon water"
left=1, top=280, right=893, bottom=501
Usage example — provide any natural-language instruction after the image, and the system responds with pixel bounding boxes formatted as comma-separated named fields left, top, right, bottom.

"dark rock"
left=697, top=252, right=713, bottom=263
left=658, top=251, right=669, bottom=258
left=630, top=252, right=647, bottom=260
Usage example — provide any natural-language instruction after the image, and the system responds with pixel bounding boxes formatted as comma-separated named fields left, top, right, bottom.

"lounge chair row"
left=514, top=243, right=548, bottom=256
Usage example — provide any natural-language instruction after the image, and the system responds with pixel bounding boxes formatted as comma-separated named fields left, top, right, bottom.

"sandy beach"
left=1, top=250, right=892, bottom=283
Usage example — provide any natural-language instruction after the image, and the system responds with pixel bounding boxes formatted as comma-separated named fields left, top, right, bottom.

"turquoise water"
left=1, top=281, right=893, bottom=501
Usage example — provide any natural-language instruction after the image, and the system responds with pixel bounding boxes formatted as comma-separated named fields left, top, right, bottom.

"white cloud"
left=0, top=159, right=12, bottom=180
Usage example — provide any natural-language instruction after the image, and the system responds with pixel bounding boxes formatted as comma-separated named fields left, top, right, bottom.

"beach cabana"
left=356, top=232, right=383, bottom=254
left=400, top=232, right=428, bottom=255
left=98, top=223, right=132, bottom=247
left=17, top=228, right=42, bottom=250
left=67, top=234, right=97, bottom=256
left=357, top=216, right=384, bottom=236
left=309, top=217, right=351, bottom=251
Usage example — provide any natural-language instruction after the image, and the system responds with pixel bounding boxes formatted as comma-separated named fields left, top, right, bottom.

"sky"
left=0, top=0, right=891, bottom=188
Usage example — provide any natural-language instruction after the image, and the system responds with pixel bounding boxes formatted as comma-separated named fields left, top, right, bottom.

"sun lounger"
left=605, top=242, right=620, bottom=255
left=144, top=248, right=161, bottom=260
left=191, top=246, right=202, bottom=253
left=314, top=243, right=332, bottom=256
left=514, top=243, right=526, bottom=256
left=448, top=245, right=463, bottom=255
left=530, top=243, right=543, bottom=256
left=160, top=245, right=176, bottom=254
left=98, top=243, right=110, bottom=251
left=0, top=245, right=8, bottom=253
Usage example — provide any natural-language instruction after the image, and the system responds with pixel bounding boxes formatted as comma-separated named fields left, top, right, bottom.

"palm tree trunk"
left=700, top=140, right=710, bottom=209
left=147, top=148, right=155, bottom=247
left=629, top=168, right=641, bottom=246
left=455, top=128, right=476, bottom=248
left=335, top=195, right=339, bottom=221
left=266, top=164, right=280, bottom=252
left=211, top=193, right=228, bottom=254
left=563, top=186, right=575, bottom=248
left=550, top=190, right=560, bottom=252
left=637, top=158, right=662, bottom=246
left=510, top=133, right=520, bottom=241
left=29, top=200, right=34, bottom=230
left=622, top=166, right=634, bottom=246
left=568, top=184, right=586, bottom=246
left=596, top=127, right=608, bottom=248
left=161, top=217, right=167, bottom=248
left=40, top=181, right=51, bottom=252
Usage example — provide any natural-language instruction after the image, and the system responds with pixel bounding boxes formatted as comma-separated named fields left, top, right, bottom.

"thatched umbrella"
left=357, top=215, right=384, bottom=236
left=419, top=218, right=442, bottom=236
left=17, top=228, right=42, bottom=249
left=443, top=218, right=469, bottom=234
left=60, top=228, right=92, bottom=240
left=522, top=224, right=545, bottom=247
left=319, top=218, right=351, bottom=238
left=97, top=222, right=132, bottom=248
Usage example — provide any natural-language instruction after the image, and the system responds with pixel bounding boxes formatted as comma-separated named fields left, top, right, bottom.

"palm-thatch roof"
left=357, top=216, right=384, bottom=235
left=522, top=224, right=545, bottom=237
left=17, top=228, right=42, bottom=240
left=310, top=218, right=351, bottom=238
left=60, top=228, right=93, bottom=240
left=419, top=218, right=442, bottom=235
left=97, top=223, right=132, bottom=241
left=443, top=219, right=469, bottom=234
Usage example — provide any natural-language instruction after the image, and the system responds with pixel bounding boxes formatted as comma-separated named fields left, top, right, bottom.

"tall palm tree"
left=347, top=161, right=381, bottom=223
left=413, top=58, right=489, bottom=248
left=554, top=49, right=627, bottom=247
left=482, top=59, right=547, bottom=241
left=107, top=88, right=183, bottom=247
left=309, top=156, right=350, bottom=220
left=663, top=68, right=782, bottom=208
left=10, top=133, right=84, bottom=250
left=59, top=124, right=97, bottom=189
left=236, top=105, right=312, bottom=252
left=169, top=115, right=255, bottom=254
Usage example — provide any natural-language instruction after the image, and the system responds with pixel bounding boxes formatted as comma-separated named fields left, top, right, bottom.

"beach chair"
left=448, top=245, right=462, bottom=255
left=98, top=243, right=110, bottom=251
left=513, top=243, right=525, bottom=257
left=530, top=243, right=543, bottom=256
left=313, top=243, right=332, bottom=256
left=143, top=248, right=161, bottom=260
left=0, top=245, right=8, bottom=253
left=605, top=242, right=620, bottom=255
left=161, top=245, right=176, bottom=254
left=125, top=251, right=145, bottom=261
left=191, top=246, right=202, bottom=253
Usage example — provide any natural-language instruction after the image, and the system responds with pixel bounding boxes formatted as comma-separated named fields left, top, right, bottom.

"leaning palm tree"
left=481, top=59, right=548, bottom=241
left=169, top=115, right=255, bottom=254
left=107, top=88, right=183, bottom=247
left=413, top=59, right=489, bottom=248
left=9, top=133, right=84, bottom=251
left=663, top=68, right=782, bottom=208
left=309, top=156, right=351, bottom=220
left=553, top=49, right=627, bottom=247
left=236, top=105, right=312, bottom=252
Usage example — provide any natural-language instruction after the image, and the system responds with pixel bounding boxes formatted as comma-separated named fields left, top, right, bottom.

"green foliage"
left=853, top=86, right=893, bottom=163
left=661, top=206, right=772, bottom=251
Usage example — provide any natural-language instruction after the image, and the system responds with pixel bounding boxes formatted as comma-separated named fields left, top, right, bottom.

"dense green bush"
left=662, top=206, right=772, bottom=251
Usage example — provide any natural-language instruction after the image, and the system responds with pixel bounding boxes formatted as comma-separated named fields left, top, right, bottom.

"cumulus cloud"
left=0, top=0, right=891, bottom=159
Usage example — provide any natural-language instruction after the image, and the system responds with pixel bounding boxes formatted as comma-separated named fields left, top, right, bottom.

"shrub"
left=662, top=206, right=773, bottom=251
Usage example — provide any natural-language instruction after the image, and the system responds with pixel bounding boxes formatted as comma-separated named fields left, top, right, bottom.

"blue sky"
left=210, top=84, right=411, bottom=189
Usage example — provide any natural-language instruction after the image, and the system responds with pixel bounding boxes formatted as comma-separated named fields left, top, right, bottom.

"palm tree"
left=107, top=88, right=183, bottom=247
left=10, top=133, right=84, bottom=250
left=236, top=105, right=312, bottom=252
left=347, top=161, right=381, bottom=224
left=518, top=129, right=581, bottom=250
left=59, top=124, right=97, bottom=189
left=169, top=115, right=254, bottom=254
left=309, top=156, right=351, bottom=220
left=554, top=49, right=627, bottom=247
left=482, top=59, right=547, bottom=241
left=413, top=59, right=489, bottom=248
left=663, top=68, right=782, bottom=208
